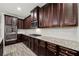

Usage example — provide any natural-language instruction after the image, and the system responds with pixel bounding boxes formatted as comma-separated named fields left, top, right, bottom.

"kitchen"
left=0, top=3, right=79, bottom=56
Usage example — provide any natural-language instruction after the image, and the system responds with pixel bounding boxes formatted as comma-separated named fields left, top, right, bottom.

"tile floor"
left=4, top=42, right=36, bottom=56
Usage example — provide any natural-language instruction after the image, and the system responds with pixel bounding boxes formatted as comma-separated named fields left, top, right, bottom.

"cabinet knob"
left=66, top=51, right=68, bottom=53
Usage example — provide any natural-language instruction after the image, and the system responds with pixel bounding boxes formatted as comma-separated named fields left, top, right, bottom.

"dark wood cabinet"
left=5, top=15, right=17, bottom=26
left=5, top=15, right=12, bottom=25
left=39, top=3, right=78, bottom=28
left=43, top=4, right=50, bottom=27
left=59, top=46, right=79, bottom=56
left=23, top=3, right=78, bottom=29
left=33, top=38, right=39, bottom=55
left=5, top=15, right=17, bottom=46
left=17, top=19, right=23, bottom=29
left=21, top=34, right=79, bottom=56
left=39, top=7, right=44, bottom=28
left=23, top=7, right=40, bottom=29
left=46, top=42, right=58, bottom=56
left=49, top=3, right=60, bottom=27
left=31, top=6, right=39, bottom=21
left=23, top=15, right=32, bottom=29
left=60, top=3, right=78, bottom=27
left=17, top=34, right=23, bottom=42
left=38, top=40, right=46, bottom=56
left=39, top=3, right=60, bottom=28
left=30, top=6, right=40, bottom=28
left=0, top=41, right=3, bottom=56
left=30, top=37, right=34, bottom=50
left=39, top=4, right=50, bottom=28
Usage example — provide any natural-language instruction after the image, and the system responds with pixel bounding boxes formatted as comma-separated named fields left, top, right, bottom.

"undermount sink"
left=29, top=34, right=42, bottom=36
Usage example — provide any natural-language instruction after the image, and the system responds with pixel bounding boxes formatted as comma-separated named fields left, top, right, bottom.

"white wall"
left=78, top=4, right=79, bottom=26
left=0, top=12, right=5, bottom=39
left=0, top=13, right=1, bottom=36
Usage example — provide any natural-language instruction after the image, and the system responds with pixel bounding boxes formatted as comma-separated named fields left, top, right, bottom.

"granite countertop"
left=24, top=34, right=79, bottom=51
left=17, top=27, right=79, bottom=51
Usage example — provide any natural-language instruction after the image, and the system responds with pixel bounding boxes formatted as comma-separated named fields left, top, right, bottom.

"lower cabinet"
left=23, top=35, right=30, bottom=48
left=30, top=37, right=34, bottom=51
left=46, top=42, right=58, bottom=56
left=17, top=34, right=23, bottom=42
left=33, top=38, right=39, bottom=55
left=38, top=40, right=46, bottom=56
left=0, top=40, right=3, bottom=56
left=59, top=46, right=79, bottom=56
left=22, top=34, right=79, bottom=56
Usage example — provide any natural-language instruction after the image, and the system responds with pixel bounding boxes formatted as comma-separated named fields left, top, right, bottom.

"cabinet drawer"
left=33, top=39, right=39, bottom=55
left=59, top=46, right=79, bottom=56
left=47, top=42, right=57, bottom=56
left=39, top=40, right=46, bottom=47
left=47, top=43, right=57, bottom=50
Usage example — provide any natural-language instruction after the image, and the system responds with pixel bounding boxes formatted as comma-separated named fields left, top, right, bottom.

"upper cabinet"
left=39, top=3, right=78, bottom=28
left=23, top=3, right=78, bottom=29
left=43, top=4, right=50, bottom=27
left=23, top=6, right=40, bottom=29
left=5, top=15, right=12, bottom=25
left=50, top=3, right=60, bottom=27
left=39, top=3, right=60, bottom=28
left=39, top=6, right=44, bottom=28
left=17, top=19, right=23, bottom=29
left=31, top=6, right=40, bottom=28
left=23, top=15, right=32, bottom=29
left=62, top=3, right=78, bottom=26
left=5, top=15, right=17, bottom=26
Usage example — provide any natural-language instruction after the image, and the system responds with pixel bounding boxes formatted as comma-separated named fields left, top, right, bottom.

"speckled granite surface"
left=17, top=27, right=79, bottom=51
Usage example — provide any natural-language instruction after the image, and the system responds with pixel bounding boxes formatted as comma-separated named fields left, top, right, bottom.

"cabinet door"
left=0, top=41, right=3, bottom=56
left=33, top=39, right=39, bottom=55
left=17, top=34, right=23, bottom=42
left=49, top=3, right=60, bottom=27
left=39, top=7, right=44, bottom=27
left=17, top=19, right=23, bottom=29
left=39, top=3, right=60, bottom=28
left=12, top=18, right=17, bottom=26
left=38, top=40, right=46, bottom=56
left=31, top=7, right=39, bottom=28
left=46, top=42, right=57, bottom=56
left=23, top=16, right=32, bottom=29
left=33, top=9, right=37, bottom=21
left=5, top=15, right=12, bottom=25
left=43, top=4, right=50, bottom=27
left=59, top=46, right=79, bottom=56
left=21, top=20, right=23, bottom=29
left=30, top=37, right=34, bottom=50
left=62, top=3, right=78, bottom=26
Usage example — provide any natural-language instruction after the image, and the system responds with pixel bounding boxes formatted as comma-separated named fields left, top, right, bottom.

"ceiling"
left=0, top=3, right=45, bottom=19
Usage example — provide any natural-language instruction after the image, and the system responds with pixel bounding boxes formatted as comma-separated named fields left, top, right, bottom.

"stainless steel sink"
left=30, top=34, right=42, bottom=36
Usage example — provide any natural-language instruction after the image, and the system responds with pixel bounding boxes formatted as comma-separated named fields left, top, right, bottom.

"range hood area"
left=0, top=3, right=79, bottom=56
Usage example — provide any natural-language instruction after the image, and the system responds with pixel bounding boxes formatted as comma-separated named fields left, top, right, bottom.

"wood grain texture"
left=4, top=42, right=36, bottom=56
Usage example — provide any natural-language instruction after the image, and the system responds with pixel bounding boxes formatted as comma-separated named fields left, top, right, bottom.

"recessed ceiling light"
left=17, top=7, right=21, bottom=11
